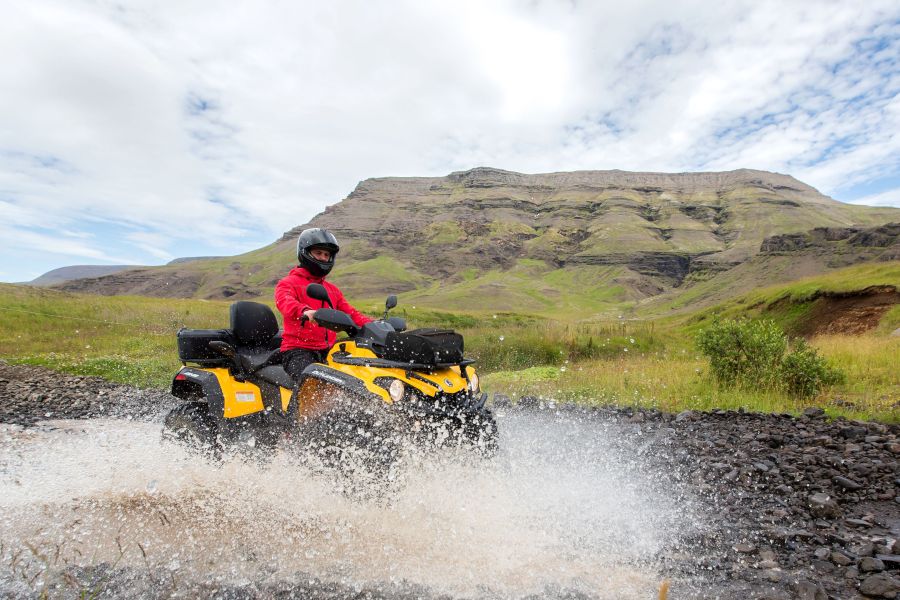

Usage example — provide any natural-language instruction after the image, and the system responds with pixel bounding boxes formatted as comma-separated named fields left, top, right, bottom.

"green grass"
left=0, top=284, right=230, bottom=388
left=1, top=278, right=897, bottom=422
left=483, top=334, right=899, bottom=422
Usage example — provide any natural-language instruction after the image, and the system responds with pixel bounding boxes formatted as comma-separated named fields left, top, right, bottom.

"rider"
left=275, top=228, right=373, bottom=382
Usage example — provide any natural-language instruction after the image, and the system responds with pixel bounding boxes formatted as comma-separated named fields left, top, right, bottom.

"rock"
left=517, top=396, right=541, bottom=410
left=809, top=492, right=842, bottom=519
left=811, top=559, right=835, bottom=572
left=491, top=394, right=511, bottom=408
left=841, top=426, right=869, bottom=439
left=861, top=557, right=887, bottom=573
left=794, top=580, right=828, bottom=600
left=832, top=551, right=854, bottom=566
left=675, top=410, right=695, bottom=422
left=847, top=518, right=874, bottom=527
left=733, top=542, right=756, bottom=553
left=877, top=555, right=900, bottom=570
left=814, top=547, right=831, bottom=560
left=835, top=475, right=864, bottom=490
left=859, top=573, right=900, bottom=597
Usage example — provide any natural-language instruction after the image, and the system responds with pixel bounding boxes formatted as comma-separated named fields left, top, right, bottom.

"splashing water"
left=0, top=410, right=698, bottom=598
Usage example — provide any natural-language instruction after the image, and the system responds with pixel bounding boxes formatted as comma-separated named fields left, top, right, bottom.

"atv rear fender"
left=172, top=368, right=226, bottom=418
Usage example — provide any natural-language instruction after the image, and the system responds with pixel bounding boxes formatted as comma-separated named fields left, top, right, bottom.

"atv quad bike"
left=165, top=285, right=498, bottom=461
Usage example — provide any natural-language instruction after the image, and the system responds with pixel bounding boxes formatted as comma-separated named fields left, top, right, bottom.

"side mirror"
left=306, top=283, right=332, bottom=307
left=383, top=294, right=398, bottom=319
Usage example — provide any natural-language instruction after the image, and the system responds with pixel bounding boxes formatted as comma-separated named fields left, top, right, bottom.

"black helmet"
left=297, top=228, right=340, bottom=276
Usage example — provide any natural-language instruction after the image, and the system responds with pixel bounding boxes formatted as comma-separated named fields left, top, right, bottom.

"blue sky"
left=1, top=0, right=899, bottom=282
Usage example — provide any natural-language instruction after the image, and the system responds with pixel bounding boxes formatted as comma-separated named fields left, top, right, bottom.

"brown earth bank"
left=0, top=362, right=898, bottom=599
left=765, top=286, right=900, bottom=336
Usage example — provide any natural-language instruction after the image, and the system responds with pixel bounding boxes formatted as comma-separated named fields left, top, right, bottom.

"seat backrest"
left=230, top=301, right=279, bottom=348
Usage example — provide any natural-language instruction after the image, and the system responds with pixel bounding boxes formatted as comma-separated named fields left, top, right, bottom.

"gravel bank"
left=0, top=360, right=177, bottom=425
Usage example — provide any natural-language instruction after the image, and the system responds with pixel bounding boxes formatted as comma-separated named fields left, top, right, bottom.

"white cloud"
left=1, top=0, right=899, bottom=281
left=846, top=188, right=900, bottom=208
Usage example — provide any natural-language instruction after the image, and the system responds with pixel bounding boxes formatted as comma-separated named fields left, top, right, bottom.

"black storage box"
left=383, top=328, right=464, bottom=365
left=177, top=328, right=235, bottom=365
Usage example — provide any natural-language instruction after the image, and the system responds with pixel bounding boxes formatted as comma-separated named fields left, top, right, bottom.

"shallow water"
left=0, top=410, right=699, bottom=598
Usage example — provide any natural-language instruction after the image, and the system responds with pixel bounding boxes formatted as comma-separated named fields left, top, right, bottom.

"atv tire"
left=162, top=402, right=219, bottom=458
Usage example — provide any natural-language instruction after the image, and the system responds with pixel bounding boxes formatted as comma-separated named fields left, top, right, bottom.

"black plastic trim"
left=175, top=368, right=226, bottom=424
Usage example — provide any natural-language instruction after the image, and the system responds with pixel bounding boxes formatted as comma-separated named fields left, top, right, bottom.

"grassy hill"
left=4, top=260, right=898, bottom=421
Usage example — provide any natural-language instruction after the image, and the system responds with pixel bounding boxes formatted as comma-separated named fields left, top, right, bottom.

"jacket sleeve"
left=334, top=290, right=373, bottom=326
left=274, top=278, right=311, bottom=323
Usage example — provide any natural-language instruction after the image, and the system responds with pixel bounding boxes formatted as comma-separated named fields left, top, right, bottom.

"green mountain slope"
left=57, top=167, right=900, bottom=317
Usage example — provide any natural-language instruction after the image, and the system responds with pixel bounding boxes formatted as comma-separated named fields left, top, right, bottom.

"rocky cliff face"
left=287, top=167, right=897, bottom=286
left=57, top=167, right=900, bottom=309
left=760, top=223, right=900, bottom=265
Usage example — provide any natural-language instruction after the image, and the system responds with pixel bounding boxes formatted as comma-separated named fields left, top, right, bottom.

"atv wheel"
left=162, top=402, right=219, bottom=457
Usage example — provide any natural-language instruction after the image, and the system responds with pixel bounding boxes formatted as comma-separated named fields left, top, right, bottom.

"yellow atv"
left=165, top=284, right=498, bottom=460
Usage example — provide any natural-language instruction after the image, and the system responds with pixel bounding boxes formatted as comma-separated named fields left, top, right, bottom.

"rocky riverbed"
left=0, top=360, right=898, bottom=599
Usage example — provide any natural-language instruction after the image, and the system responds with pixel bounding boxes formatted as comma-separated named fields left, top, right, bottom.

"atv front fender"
left=300, top=364, right=384, bottom=403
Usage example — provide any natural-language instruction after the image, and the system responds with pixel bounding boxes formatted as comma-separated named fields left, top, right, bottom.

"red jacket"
left=274, top=266, right=372, bottom=351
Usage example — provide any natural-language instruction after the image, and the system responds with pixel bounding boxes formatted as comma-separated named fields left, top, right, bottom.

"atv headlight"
left=388, top=379, right=405, bottom=402
left=468, top=372, right=479, bottom=393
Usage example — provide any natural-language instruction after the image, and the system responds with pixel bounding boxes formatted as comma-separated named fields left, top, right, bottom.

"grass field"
left=1, top=262, right=897, bottom=422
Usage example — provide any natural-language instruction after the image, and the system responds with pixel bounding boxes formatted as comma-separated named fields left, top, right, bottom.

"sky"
left=1, top=0, right=899, bottom=282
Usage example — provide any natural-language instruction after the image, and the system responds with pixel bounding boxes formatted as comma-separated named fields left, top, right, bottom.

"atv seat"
left=230, top=301, right=282, bottom=374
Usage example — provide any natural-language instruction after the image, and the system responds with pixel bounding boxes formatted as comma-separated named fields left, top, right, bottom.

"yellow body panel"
left=279, top=387, right=292, bottom=412
left=325, top=341, right=473, bottom=404
left=202, top=341, right=478, bottom=420
left=207, top=368, right=267, bottom=418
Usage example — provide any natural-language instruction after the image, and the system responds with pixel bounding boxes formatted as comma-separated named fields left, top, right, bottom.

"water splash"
left=0, top=410, right=698, bottom=598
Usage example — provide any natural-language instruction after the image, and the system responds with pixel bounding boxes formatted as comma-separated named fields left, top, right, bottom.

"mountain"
left=166, top=256, right=225, bottom=265
left=28, top=265, right=142, bottom=286
left=55, top=167, right=900, bottom=317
